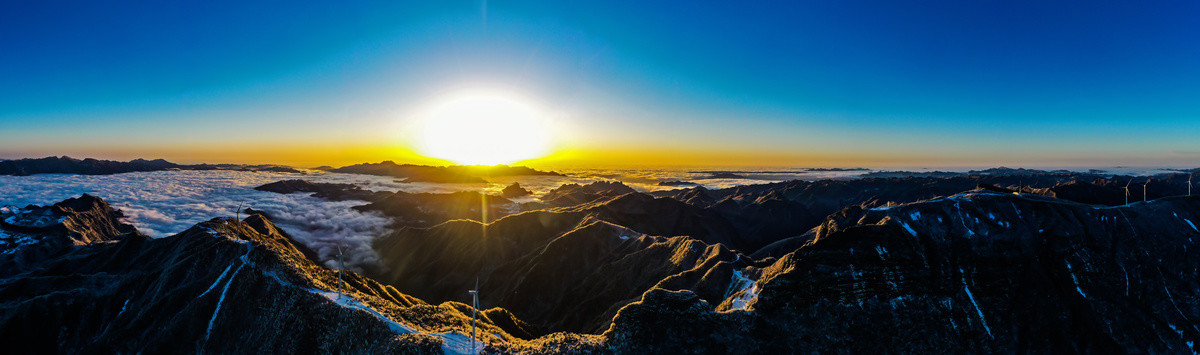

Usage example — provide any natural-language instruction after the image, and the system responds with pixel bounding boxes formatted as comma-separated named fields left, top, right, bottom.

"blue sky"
left=2, top=1, right=1198, bottom=167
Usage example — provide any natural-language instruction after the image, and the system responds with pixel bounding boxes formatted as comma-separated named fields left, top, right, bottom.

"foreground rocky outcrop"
left=0, top=196, right=593, bottom=354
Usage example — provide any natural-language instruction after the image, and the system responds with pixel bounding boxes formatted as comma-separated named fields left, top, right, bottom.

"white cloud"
left=0, top=170, right=396, bottom=271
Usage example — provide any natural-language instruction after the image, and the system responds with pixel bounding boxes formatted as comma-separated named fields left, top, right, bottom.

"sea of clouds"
left=0, top=166, right=1174, bottom=270
left=0, top=170, right=406, bottom=271
left=0, top=169, right=617, bottom=271
left=0, top=168, right=794, bottom=270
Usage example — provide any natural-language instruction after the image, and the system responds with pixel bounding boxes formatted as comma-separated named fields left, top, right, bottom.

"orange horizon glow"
left=6, top=142, right=1196, bottom=171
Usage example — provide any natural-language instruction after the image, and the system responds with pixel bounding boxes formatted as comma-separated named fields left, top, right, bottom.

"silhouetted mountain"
left=183, top=163, right=304, bottom=173
left=329, top=161, right=561, bottom=183
left=658, top=180, right=699, bottom=187
left=254, top=179, right=391, bottom=202
left=500, top=182, right=532, bottom=198
left=858, top=170, right=966, bottom=178
left=968, top=166, right=1073, bottom=175
left=0, top=156, right=305, bottom=176
left=0, top=156, right=179, bottom=176
left=539, top=181, right=638, bottom=207
left=705, top=172, right=749, bottom=179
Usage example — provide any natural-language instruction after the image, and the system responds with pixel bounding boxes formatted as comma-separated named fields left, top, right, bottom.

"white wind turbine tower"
left=336, top=242, right=344, bottom=300
left=1125, top=179, right=1133, bottom=205
left=468, top=277, right=480, bottom=353
left=1188, top=173, right=1193, bottom=197
left=1143, top=178, right=1150, bottom=202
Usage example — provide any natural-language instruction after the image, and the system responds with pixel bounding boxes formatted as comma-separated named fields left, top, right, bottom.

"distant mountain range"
left=0, top=157, right=562, bottom=182
left=324, top=160, right=563, bottom=183
left=0, top=156, right=303, bottom=176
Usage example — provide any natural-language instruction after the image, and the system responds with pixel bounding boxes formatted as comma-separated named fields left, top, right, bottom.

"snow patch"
left=202, top=259, right=247, bottom=344
left=961, top=271, right=993, bottom=338
left=197, top=264, right=235, bottom=299
left=1064, top=261, right=1088, bottom=298
left=898, top=220, right=917, bottom=236
left=726, top=269, right=758, bottom=311
left=0, top=228, right=41, bottom=253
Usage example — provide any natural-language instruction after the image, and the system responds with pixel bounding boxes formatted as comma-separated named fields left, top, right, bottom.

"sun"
left=417, top=91, right=552, bottom=165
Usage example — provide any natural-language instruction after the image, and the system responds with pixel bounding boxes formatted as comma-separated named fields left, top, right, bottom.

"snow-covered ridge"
left=726, top=269, right=759, bottom=311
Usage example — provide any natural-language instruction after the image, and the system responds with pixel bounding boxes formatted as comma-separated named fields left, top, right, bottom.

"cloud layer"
left=0, top=168, right=882, bottom=270
left=0, top=170, right=399, bottom=271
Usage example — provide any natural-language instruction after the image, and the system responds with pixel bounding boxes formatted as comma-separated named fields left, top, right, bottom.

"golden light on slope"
left=417, top=91, right=552, bottom=165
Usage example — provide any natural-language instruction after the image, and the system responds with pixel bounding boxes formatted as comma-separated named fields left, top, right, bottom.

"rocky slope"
left=602, top=191, right=1200, bottom=353
left=0, top=196, right=596, bottom=354
left=371, top=209, right=759, bottom=335
left=1, top=194, right=143, bottom=272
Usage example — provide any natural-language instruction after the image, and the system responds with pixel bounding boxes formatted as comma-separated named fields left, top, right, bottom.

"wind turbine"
left=1143, top=179, right=1150, bottom=202
left=1125, top=179, right=1133, bottom=205
left=468, top=277, right=479, bottom=353
left=1189, top=173, right=1193, bottom=197
left=336, top=242, right=344, bottom=300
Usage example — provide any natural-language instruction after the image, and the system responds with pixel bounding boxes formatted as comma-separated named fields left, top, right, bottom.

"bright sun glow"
left=417, top=91, right=552, bottom=165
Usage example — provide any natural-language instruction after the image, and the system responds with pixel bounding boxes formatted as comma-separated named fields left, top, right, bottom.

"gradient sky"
left=2, top=1, right=1199, bottom=168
